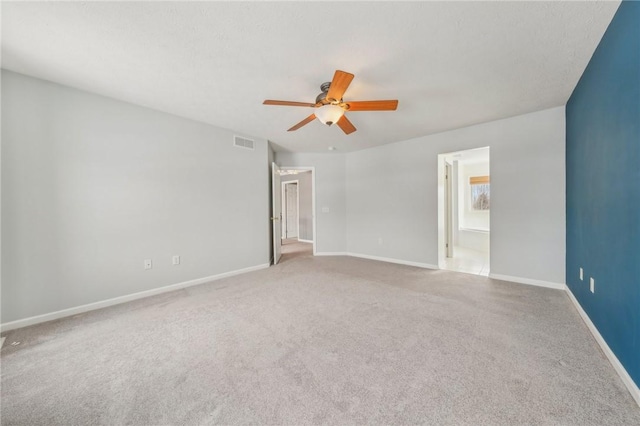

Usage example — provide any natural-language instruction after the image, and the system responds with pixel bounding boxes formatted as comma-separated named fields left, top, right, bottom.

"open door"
left=272, top=162, right=282, bottom=264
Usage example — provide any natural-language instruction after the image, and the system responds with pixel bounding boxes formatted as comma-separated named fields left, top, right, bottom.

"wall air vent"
left=234, top=135, right=255, bottom=150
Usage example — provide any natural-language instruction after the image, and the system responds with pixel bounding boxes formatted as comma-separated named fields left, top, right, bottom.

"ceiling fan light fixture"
left=315, top=104, right=344, bottom=126
left=263, top=69, right=398, bottom=134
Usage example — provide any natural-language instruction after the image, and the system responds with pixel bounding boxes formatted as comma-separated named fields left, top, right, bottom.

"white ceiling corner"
left=1, top=1, right=620, bottom=152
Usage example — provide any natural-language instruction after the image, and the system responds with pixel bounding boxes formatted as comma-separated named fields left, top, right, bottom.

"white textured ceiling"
left=1, top=1, right=619, bottom=152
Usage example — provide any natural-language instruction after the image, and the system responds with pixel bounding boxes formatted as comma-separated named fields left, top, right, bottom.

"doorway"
left=437, top=147, right=490, bottom=276
left=271, top=165, right=316, bottom=264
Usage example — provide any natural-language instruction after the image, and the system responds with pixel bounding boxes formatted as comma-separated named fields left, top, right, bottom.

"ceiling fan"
left=263, top=70, right=398, bottom=135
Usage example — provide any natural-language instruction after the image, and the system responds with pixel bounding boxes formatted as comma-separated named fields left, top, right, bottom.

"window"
left=470, top=176, right=490, bottom=210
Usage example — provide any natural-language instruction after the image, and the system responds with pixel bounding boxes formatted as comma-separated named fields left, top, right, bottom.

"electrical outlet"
left=144, top=259, right=152, bottom=270
left=172, top=255, right=180, bottom=265
left=579, top=267, right=583, bottom=281
left=590, top=277, right=595, bottom=293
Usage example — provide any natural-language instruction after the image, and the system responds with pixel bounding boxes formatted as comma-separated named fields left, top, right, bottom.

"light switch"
left=322, top=207, right=330, bottom=213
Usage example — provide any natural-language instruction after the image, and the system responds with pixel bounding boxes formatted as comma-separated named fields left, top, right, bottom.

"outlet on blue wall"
left=566, top=0, right=640, bottom=387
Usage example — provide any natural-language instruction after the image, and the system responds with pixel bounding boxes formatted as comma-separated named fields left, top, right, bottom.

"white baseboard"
left=565, top=286, right=640, bottom=407
left=488, top=273, right=565, bottom=290
left=0, top=263, right=270, bottom=333
left=297, top=239, right=314, bottom=244
left=315, top=252, right=348, bottom=256
left=347, top=252, right=438, bottom=270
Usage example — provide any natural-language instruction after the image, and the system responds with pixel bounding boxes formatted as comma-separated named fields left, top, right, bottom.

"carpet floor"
left=2, top=246, right=639, bottom=425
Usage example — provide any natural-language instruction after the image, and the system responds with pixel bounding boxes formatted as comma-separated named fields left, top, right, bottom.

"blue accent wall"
left=566, top=0, right=640, bottom=387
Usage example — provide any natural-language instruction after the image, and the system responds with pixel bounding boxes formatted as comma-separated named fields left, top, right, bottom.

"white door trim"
left=437, top=153, right=448, bottom=269
left=445, top=162, right=454, bottom=258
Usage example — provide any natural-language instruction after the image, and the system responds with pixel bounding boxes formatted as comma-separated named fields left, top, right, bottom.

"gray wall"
left=1, top=71, right=566, bottom=324
left=281, top=171, right=313, bottom=241
left=1, top=71, right=270, bottom=323
left=346, top=107, right=566, bottom=284
left=275, top=153, right=346, bottom=254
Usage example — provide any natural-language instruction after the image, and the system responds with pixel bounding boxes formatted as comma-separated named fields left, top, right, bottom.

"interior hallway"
left=280, top=238, right=312, bottom=261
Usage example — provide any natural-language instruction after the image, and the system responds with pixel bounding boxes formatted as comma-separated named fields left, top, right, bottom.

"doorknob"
left=270, top=217, right=280, bottom=221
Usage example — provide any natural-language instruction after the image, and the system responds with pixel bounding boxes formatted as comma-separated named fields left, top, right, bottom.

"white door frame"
left=278, top=166, right=317, bottom=255
left=444, top=162, right=454, bottom=258
left=437, top=153, right=448, bottom=269
left=281, top=180, right=299, bottom=239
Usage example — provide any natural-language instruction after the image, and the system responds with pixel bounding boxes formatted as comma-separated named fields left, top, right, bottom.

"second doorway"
left=278, top=168, right=314, bottom=261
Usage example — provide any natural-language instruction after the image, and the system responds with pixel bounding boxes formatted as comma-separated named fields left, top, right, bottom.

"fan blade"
left=326, top=70, right=355, bottom=102
left=345, top=100, right=398, bottom=111
left=337, top=115, right=357, bottom=135
left=288, top=114, right=317, bottom=131
left=264, top=100, right=317, bottom=107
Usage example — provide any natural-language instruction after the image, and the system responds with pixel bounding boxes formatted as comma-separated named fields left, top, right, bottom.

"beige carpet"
left=2, top=248, right=639, bottom=425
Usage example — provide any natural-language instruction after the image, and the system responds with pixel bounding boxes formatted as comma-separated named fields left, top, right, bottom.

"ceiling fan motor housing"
left=316, top=82, right=333, bottom=105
